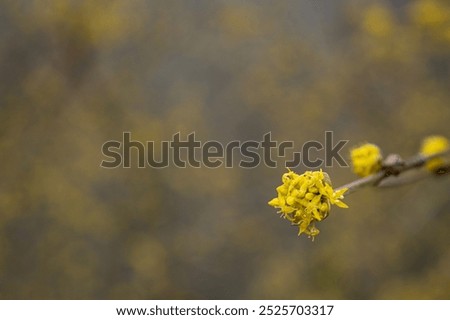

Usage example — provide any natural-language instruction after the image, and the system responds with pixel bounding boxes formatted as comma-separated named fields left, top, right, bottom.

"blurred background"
left=0, top=0, right=449, bottom=299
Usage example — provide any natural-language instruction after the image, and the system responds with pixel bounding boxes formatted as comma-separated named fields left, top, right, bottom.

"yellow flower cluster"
left=350, top=143, right=383, bottom=177
left=420, top=135, right=449, bottom=171
left=268, top=169, right=348, bottom=239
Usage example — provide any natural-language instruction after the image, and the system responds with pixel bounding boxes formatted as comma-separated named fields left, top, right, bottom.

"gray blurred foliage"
left=0, top=0, right=449, bottom=299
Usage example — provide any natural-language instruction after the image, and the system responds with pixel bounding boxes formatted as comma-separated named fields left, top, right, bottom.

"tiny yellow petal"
left=312, top=209, right=323, bottom=221
left=276, top=185, right=288, bottom=195
left=334, top=188, right=348, bottom=197
left=268, top=198, right=279, bottom=207
left=281, top=205, right=296, bottom=214
left=334, top=200, right=349, bottom=209
left=420, top=135, right=449, bottom=171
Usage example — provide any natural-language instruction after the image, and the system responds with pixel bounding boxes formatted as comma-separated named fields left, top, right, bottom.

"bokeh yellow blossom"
left=409, top=0, right=450, bottom=43
left=420, top=135, right=449, bottom=171
left=362, top=4, right=394, bottom=37
left=350, top=143, right=383, bottom=177
left=268, top=169, right=348, bottom=239
left=410, top=0, right=448, bottom=28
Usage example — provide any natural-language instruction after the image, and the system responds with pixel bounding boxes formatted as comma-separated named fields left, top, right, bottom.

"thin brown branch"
left=335, top=149, right=450, bottom=195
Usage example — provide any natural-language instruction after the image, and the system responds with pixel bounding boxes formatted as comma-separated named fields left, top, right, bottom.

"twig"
left=335, top=149, right=450, bottom=195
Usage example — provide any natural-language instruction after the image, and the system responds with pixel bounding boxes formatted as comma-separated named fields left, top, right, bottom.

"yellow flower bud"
left=286, top=196, right=296, bottom=206
left=305, top=192, right=315, bottom=200
left=350, top=143, right=383, bottom=177
left=420, top=135, right=449, bottom=171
